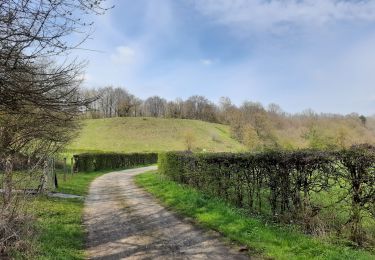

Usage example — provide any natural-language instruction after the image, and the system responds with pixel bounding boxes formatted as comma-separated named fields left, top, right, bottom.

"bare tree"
left=132, top=97, right=143, bottom=117
left=166, top=99, right=184, bottom=118
left=114, top=88, right=136, bottom=117
left=144, top=96, right=167, bottom=117
left=0, top=0, right=110, bottom=255
left=184, top=95, right=217, bottom=122
left=0, top=0, right=110, bottom=113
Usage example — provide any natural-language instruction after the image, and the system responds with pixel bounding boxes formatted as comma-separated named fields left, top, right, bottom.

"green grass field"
left=135, top=171, right=375, bottom=260
left=68, top=117, right=246, bottom=153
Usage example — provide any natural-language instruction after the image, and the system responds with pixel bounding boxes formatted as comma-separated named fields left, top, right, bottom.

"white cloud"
left=200, top=59, right=214, bottom=66
left=190, top=0, right=375, bottom=31
left=110, top=46, right=136, bottom=64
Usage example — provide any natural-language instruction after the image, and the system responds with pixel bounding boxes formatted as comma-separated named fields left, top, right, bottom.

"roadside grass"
left=26, top=169, right=111, bottom=259
left=31, top=197, right=84, bottom=260
left=68, top=117, right=246, bottom=153
left=135, top=171, right=375, bottom=260
left=27, top=165, right=154, bottom=259
left=55, top=170, right=109, bottom=196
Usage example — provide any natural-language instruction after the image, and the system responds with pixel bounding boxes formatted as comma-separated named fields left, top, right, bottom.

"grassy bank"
left=135, top=172, right=374, bottom=260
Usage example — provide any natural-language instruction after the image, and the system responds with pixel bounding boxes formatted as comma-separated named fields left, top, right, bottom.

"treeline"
left=81, top=87, right=375, bottom=150
left=81, top=87, right=218, bottom=122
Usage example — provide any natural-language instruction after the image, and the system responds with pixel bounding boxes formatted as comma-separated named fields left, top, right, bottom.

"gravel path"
left=84, top=166, right=250, bottom=260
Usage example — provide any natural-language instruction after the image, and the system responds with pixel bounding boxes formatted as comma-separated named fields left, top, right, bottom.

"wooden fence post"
left=39, top=160, right=48, bottom=193
left=63, top=157, right=67, bottom=181
left=3, top=156, right=13, bottom=206
left=53, top=158, right=58, bottom=189
left=71, top=157, right=74, bottom=175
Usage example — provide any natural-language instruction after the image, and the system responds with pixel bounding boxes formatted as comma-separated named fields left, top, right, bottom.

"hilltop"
left=68, top=117, right=246, bottom=153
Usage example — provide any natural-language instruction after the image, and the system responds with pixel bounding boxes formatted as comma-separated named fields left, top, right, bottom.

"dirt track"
left=84, top=166, right=250, bottom=259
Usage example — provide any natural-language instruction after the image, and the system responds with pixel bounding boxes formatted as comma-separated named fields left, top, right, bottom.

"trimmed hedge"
left=158, top=145, right=375, bottom=246
left=74, top=152, right=157, bottom=172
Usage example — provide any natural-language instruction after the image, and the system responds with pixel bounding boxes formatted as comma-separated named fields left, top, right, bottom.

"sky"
left=76, top=0, right=375, bottom=115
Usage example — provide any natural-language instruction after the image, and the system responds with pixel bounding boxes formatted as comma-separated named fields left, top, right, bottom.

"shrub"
left=74, top=152, right=157, bottom=172
left=158, top=145, right=375, bottom=246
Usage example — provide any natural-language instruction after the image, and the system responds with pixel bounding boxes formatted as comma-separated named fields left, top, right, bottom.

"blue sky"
left=77, top=0, right=375, bottom=115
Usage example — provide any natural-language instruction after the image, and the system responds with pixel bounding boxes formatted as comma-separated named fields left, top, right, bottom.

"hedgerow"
left=158, top=145, right=375, bottom=246
left=73, top=152, right=157, bottom=172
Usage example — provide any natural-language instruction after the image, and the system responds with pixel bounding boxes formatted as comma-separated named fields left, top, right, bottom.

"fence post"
left=63, top=157, right=67, bottom=181
left=53, top=158, right=58, bottom=189
left=39, top=160, right=48, bottom=193
left=3, top=155, right=13, bottom=206
left=71, top=157, right=74, bottom=175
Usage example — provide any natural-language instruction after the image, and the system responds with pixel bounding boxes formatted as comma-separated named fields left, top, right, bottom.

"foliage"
left=74, top=152, right=158, bottom=172
left=158, top=145, right=375, bottom=246
left=136, top=172, right=375, bottom=260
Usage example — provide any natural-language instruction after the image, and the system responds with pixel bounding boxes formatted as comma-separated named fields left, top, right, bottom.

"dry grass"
left=0, top=196, right=36, bottom=259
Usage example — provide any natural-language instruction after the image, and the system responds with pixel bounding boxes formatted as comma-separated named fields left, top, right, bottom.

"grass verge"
left=135, top=171, right=375, bottom=260
left=26, top=169, right=112, bottom=259
left=55, top=170, right=110, bottom=196
left=31, top=197, right=85, bottom=260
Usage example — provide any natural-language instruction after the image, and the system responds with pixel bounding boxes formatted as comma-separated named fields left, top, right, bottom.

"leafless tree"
left=0, top=0, right=110, bottom=112
left=183, top=95, right=217, bottom=122
left=165, top=98, right=184, bottom=118
left=143, top=96, right=167, bottom=117
left=0, top=0, right=110, bottom=255
left=114, top=87, right=136, bottom=117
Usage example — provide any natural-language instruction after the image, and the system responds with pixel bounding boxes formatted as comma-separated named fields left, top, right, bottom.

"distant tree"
left=218, top=97, right=235, bottom=123
left=98, top=87, right=116, bottom=117
left=166, top=100, right=183, bottom=118
left=242, top=124, right=261, bottom=151
left=132, top=97, right=143, bottom=117
left=240, top=101, right=278, bottom=148
left=359, top=115, right=367, bottom=126
left=184, top=95, right=217, bottom=122
left=114, top=88, right=135, bottom=117
left=144, top=96, right=167, bottom=117
left=219, top=97, right=233, bottom=111
left=267, top=103, right=283, bottom=115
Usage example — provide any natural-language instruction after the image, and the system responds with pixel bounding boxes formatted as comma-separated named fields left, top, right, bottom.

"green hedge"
left=158, top=145, right=375, bottom=246
left=74, top=152, right=157, bottom=172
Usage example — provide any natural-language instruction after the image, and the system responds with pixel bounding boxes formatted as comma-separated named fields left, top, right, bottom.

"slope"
left=68, top=117, right=246, bottom=153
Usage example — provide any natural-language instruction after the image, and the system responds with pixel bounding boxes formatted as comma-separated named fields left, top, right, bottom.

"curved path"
left=84, top=166, right=249, bottom=260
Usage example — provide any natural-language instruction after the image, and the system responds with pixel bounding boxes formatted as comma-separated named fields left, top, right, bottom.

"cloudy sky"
left=77, top=0, right=375, bottom=115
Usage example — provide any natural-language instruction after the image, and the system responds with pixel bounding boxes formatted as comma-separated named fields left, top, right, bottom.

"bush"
left=158, top=145, right=375, bottom=246
left=74, top=152, right=157, bottom=172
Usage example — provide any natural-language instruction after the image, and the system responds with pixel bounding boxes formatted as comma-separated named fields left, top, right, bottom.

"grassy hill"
left=68, top=117, right=246, bottom=153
